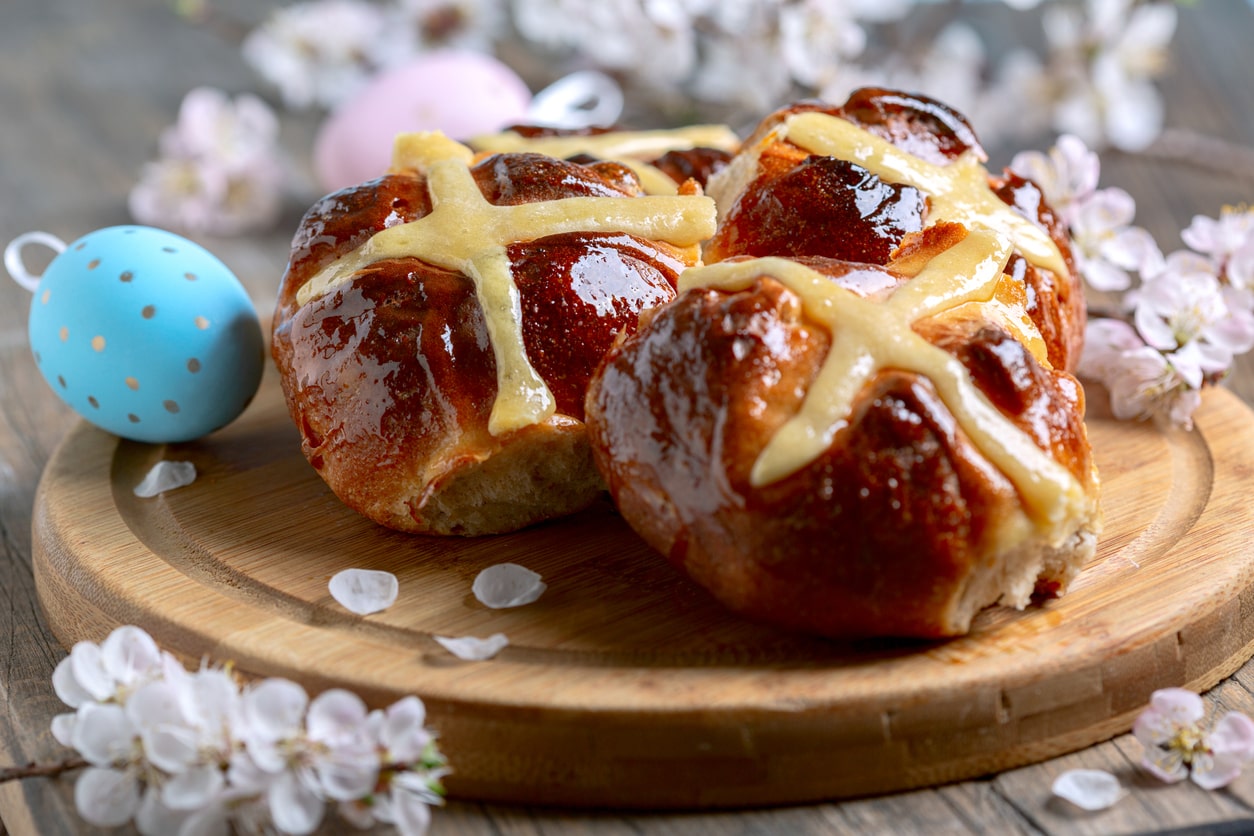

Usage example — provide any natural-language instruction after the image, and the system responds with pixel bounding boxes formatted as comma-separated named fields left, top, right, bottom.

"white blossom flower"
left=50, top=627, right=169, bottom=808
left=1230, top=240, right=1254, bottom=292
left=1077, top=317, right=1145, bottom=379
left=236, top=680, right=379, bottom=834
left=52, top=626, right=164, bottom=709
left=129, top=88, right=284, bottom=236
left=242, top=0, right=390, bottom=110
left=1133, top=261, right=1254, bottom=387
left=821, top=22, right=986, bottom=127
left=1041, top=0, right=1177, bottom=150
left=1009, top=134, right=1100, bottom=227
left=688, top=33, right=792, bottom=113
left=390, top=0, right=506, bottom=53
left=1133, top=688, right=1254, bottom=788
left=341, top=697, right=446, bottom=836
left=145, top=662, right=241, bottom=812
left=779, top=1, right=869, bottom=89
left=513, top=0, right=696, bottom=89
left=512, top=0, right=905, bottom=114
left=74, top=764, right=143, bottom=827
left=974, top=48, right=1054, bottom=144
left=159, top=87, right=280, bottom=174
left=1066, top=187, right=1161, bottom=292
left=67, top=687, right=187, bottom=830
left=1181, top=206, right=1254, bottom=288
left=1078, top=319, right=1201, bottom=429
left=50, top=625, right=445, bottom=836
left=1107, top=345, right=1201, bottom=429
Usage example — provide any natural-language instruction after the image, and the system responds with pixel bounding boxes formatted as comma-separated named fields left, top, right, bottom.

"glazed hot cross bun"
left=273, top=132, right=715, bottom=535
left=585, top=89, right=1101, bottom=638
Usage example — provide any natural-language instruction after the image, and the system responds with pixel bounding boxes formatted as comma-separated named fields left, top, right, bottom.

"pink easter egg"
left=314, top=51, right=532, bottom=193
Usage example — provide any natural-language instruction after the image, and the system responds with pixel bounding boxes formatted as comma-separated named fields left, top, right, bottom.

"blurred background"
left=4, top=0, right=1254, bottom=394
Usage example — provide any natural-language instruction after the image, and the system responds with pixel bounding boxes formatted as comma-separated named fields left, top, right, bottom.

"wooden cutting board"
left=31, top=369, right=1254, bottom=809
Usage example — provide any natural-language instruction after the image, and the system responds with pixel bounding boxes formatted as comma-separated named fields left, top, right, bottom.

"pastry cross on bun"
left=469, top=123, right=740, bottom=194
left=272, top=132, right=716, bottom=535
left=585, top=90, right=1102, bottom=638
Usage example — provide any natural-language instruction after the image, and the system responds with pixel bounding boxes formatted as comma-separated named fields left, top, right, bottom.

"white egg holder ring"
left=5, top=230, right=68, bottom=293
left=524, top=70, right=624, bottom=129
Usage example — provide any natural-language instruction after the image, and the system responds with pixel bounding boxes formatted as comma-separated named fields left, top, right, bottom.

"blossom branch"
left=1133, top=128, right=1254, bottom=184
left=0, top=756, right=87, bottom=784
left=1012, top=133, right=1254, bottom=430
left=46, top=625, right=446, bottom=836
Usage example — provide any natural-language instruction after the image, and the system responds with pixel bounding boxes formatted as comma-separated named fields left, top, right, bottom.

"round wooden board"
left=31, top=369, right=1254, bottom=809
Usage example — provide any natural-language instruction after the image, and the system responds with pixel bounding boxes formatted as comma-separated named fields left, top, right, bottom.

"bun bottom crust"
left=586, top=275, right=1100, bottom=638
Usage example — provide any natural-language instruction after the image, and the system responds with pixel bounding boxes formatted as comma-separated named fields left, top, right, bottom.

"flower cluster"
left=233, top=0, right=1178, bottom=152
left=241, top=0, right=504, bottom=110
left=148, top=0, right=1189, bottom=235
left=1011, top=136, right=1254, bottom=429
left=513, top=0, right=908, bottom=118
left=1053, top=687, right=1254, bottom=812
left=50, top=625, right=446, bottom=835
left=128, top=87, right=286, bottom=236
left=1029, top=0, right=1178, bottom=151
left=1133, top=688, right=1254, bottom=789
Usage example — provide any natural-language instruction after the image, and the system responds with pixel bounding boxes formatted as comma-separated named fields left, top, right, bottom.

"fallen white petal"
left=1052, top=768, right=1124, bottom=811
left=329, top=569, right=399, bottom=615
left=134, top=461, right=197, bottom=498
left=434, top=633, right=510, bottom=661
left=472, top=563, right=546, bottom=609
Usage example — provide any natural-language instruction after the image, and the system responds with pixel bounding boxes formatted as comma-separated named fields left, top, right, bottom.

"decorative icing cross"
left=679, top=231, right=1085, bottom=533
left=297, top=132, right=716, bottom=435
left=469, top=125, right=741, bottom=195
left=781, top=111, right=1069, bottom=281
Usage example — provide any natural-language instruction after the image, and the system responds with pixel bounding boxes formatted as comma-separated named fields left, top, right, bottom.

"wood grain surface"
left=6, top=0, right=1254, bottom=834
left=28, top=370, right=1254, bottom=809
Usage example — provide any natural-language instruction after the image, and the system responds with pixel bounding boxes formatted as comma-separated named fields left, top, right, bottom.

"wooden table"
left=5, top=1, right=1254, bottom=833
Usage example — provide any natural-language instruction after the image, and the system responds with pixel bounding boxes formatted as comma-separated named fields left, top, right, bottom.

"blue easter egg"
left=26, top=226, right=264, bottom=443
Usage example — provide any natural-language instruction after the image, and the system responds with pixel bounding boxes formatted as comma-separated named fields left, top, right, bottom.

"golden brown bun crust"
left=586, top=266, right=1094, bottom=638
left=273, top=154, right=689, bottom=534
left=585, top=89, right=1098, bottom=638
left=707, top=90, right=1085, bottom=372
left=989, top=172, right=1087, bottom=372
left=498, top=123, right=734, bottom=189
